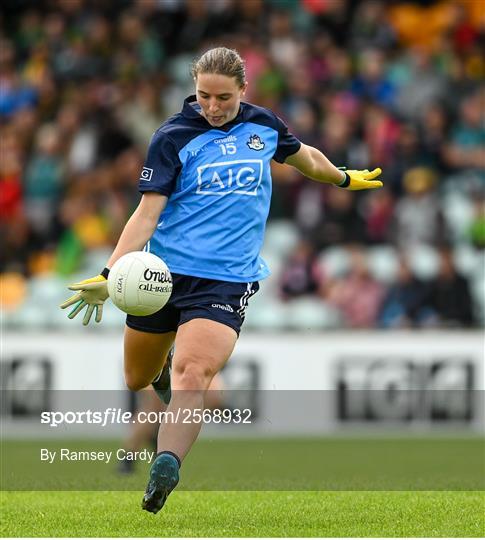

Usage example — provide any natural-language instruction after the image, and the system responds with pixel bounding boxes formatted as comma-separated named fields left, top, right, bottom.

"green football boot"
left=142, top=452, right=180, bottom=514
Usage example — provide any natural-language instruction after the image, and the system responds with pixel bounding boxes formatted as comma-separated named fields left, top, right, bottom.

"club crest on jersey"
left=247, top=134, right=265, bottom=151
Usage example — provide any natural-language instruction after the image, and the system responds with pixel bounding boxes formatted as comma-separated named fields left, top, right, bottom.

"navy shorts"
left=126, top=273, right=259, bottom=336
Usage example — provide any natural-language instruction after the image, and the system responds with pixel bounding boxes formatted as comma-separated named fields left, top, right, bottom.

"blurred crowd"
left=1, top=0, right=484, bottom=328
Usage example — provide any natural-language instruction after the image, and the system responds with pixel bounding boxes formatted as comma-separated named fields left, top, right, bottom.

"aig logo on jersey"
left=197, top=159, right=263, bottom=196
left=139, top=167, right=153, bottom=181
left=247, top=134, right=265, bottom=151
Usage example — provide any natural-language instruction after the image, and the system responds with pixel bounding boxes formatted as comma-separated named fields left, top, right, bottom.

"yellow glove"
left=60, top=275, right=109, bottom=325
left=337, top=168, right=383, bottom=190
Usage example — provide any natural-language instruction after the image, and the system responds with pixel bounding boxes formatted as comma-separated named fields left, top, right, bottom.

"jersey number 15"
left=219, top=143, right=237, bottom=155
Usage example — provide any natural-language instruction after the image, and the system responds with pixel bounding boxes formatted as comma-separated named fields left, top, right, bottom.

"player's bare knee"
left=175, top=365, right=207, bottom=390
left=124, top=370, right=150, bottom=392
left=173, top=357, right=212, bottom=390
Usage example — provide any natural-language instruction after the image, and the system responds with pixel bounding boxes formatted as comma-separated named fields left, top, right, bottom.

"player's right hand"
left=60, top=275, right=109, bottom=326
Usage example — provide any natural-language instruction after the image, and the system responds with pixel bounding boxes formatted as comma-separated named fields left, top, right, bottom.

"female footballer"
left=61, top=47, right=383, bottom=514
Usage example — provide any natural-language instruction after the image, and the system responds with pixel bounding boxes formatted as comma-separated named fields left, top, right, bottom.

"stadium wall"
left=2, top=331, right=483, bottom=436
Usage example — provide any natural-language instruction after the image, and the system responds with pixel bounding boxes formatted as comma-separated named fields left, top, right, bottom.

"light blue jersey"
left=138, top=96, right=301, bottom=282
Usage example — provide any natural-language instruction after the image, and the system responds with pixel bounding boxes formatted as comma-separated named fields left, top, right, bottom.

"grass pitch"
left=2, top=437, right=483, bottom=490
left=1, top=490, right=484, bottom=537
left=2, top=437, right=484, bottom=536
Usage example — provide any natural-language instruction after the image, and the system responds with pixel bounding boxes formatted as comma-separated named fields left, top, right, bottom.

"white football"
left=107, top=251, right=172, bottom=316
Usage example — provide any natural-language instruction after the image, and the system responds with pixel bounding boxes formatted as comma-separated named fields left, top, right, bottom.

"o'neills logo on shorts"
left=211, top=303, right=234, bottom=312
left=143, top=269, right=171, bottom=283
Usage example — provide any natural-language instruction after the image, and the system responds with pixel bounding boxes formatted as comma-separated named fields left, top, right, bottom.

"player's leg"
left=151, top=344, right=220, bottom=408
left=142, top=318, right=237, bottom=514
left=151, top=346, right=173, bottom=404
left=157, top=318, right=236, bottom=457
left=121, top=327, right=175, bottom=474
left=123, top=326, right=175, bottom=391
left=118, top=388, right=163, bottom=474
left=205, top=369, right=224, bottom=410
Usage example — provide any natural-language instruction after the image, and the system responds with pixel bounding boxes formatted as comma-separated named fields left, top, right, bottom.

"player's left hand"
left=338, top=168, right=383, bottom=191
left=60, top=275, right=109, bottom=325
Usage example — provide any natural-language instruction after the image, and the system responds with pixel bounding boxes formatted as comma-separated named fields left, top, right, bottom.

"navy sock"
left=157, top=450, right=181, bottom=468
